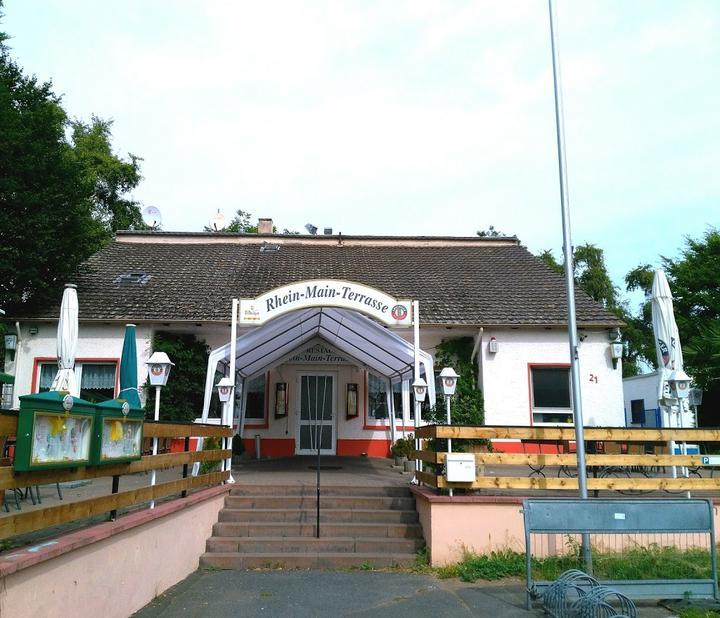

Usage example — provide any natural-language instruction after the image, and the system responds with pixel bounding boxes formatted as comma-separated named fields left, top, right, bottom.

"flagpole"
left=548, top=0, right=592, bottom=573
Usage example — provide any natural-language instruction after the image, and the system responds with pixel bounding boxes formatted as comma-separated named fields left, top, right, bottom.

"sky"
left=3, top=0, right=718, bottom=313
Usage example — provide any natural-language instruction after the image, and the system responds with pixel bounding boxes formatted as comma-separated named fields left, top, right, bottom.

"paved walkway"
left=133, top=570, right=675, bottom=617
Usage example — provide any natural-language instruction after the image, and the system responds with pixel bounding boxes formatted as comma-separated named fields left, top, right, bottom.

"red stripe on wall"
left=242, top=438, right=295, bottom=459
left=336, top=439, right=391, bottom=458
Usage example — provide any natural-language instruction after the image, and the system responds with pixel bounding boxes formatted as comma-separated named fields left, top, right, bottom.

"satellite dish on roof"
left=305, top=223, right=318, bottom=235
left=142, top=206, right=162, bottom=229
left=208, top=210, right=226, bottom=232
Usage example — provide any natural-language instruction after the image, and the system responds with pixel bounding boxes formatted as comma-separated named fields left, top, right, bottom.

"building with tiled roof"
left=4, top=225, right=626, bottom=455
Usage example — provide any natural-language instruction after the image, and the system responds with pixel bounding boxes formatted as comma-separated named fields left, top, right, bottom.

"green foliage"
left=0, top=27, right=144, bottom=312
left=624, top=229, right=720, bottom=391
left=536, top=244, right=655, bottom=375
left=539, top=244, right=618, bottom=308
left=476, top=225, right=505, bottom=237
left=424, top=337, right=485, bottom=452
left=667, top=229, right=720, bottom=391
left=199, top=436, right=221, bottom=475
left=0, top=38, right=102, bottom=310
left=203, top=209, right=299, bottom=234
left=391, top=434, right=415, bottom=458
left=440, top=544, right=713, bottom=584
left=145, top=332, right=209, bottom=423
left=204, top=209, right=259, bottom=233
left=70, top=117, right=145, bottom=234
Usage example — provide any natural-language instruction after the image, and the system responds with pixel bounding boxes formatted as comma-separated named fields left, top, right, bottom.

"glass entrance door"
left=296, top=374, right=336, bottom=455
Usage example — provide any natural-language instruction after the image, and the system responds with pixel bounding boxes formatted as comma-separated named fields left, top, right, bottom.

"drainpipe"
left=470, top=327, right=484, bottom=362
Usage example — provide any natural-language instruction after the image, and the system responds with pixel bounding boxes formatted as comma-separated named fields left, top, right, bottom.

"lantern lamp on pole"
left=146, top=351, right=174, bottom=507
left=216, top=376, right=235, bottom=483
left=412, top=377, right=428, bottom=403
left=439, top=367, right=459, bottom=496
left=411, top=377, right=427, bottom=481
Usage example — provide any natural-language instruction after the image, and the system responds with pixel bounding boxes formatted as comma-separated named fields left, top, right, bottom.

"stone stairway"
left=200, top=484, right=424, bottom=569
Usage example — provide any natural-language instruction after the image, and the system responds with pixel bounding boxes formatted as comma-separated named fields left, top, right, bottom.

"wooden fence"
left=414, top=425, right=720, bottom=493
left=0, top=413, right=232, bottom=540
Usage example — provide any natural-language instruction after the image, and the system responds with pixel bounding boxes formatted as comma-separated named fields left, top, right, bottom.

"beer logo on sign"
left=658, top=339, right=670, bottom=366
left=391, top=304, right=408, bottom=321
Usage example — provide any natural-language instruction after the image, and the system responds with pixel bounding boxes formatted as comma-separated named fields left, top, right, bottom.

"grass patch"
left=677, top=610, right=720, bottom=618
left=438, top=542, right=713, bottom=584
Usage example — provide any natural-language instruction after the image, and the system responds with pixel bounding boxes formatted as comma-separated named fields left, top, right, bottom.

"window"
left=37, top=361, right=117, bottom=403
left=368, top=374, right=402, bottom=421
left=244, top=374, right=266, bottom=422
left=113, top=272, right=151, bottom=287
left=530, top=366, right=572, bottom=424
left=630, top=399, right=645, bottom=425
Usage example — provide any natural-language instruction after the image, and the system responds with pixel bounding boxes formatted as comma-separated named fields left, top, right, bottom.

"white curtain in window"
left=79, top=364, right=116, bottom=390
left=39, top=364, right=59, bottom=390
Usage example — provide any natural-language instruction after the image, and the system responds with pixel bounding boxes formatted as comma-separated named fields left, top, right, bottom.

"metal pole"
left=413, top=300, right=421, bottom=482
left=446, top=395, right=453, bottom=497
left=150, top=385, right=161, bottom=509
left=548, top=0, right=591, bottom=573
left=226, top=299, right=238, bottom=483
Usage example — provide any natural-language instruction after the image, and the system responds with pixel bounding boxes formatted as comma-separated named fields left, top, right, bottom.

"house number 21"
left=589, top=374, right=598, bottom=383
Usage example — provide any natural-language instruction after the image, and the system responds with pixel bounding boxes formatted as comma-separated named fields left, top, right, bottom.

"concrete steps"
left=201, top=484, right=424, bottom=570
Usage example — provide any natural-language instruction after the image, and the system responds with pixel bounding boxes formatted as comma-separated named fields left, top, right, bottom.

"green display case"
left=90, top=399, right=144, bottom=465
left=15, top=391, right=96, bottom=472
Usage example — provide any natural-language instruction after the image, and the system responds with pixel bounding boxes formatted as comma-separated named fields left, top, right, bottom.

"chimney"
left=257, top=218, right=273, bottom=234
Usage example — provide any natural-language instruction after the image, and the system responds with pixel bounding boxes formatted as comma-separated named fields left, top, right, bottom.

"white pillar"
left=386, top=378, right=396, bottom=452
left=225, top=299, right=238, bottom=483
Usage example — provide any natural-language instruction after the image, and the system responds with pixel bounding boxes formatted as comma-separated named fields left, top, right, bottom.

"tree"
left=625, top=229, right=720, bottom=391
left=537, top=244, right=651, bottom=376
left=204, top=209, right=299, bottom=234
left=477, top=225, right=504, bottom=237
left=70, top=116, right=145, bottom=234
left=0, top=24, right=144, bottom=312
left=539, top=244, right=618, bottom=308
left=0, top=32, right=103, bottom=311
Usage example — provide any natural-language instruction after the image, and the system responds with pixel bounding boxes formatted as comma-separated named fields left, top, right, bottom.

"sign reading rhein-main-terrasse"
left=238, top=280, right=413, bottom=327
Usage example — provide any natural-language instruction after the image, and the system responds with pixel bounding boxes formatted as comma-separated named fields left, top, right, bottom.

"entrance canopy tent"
left=199, top=306, right=435, bottom=435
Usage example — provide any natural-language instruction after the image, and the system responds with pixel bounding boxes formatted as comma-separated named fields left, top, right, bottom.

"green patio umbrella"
left=118, top=324, right=142, bottom=408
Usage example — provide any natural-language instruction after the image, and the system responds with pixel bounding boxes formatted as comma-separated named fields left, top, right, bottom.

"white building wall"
left=480, top=328, right=625, bottom=428
left=622, top=372, right=694, bottom=429
left=8, top=322, right=154, bottom=409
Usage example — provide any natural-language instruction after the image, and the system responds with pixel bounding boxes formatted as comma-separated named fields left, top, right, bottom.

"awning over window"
left=0, top=373, right=14, bottom=385
left=201, top=307, right=435, bottom=420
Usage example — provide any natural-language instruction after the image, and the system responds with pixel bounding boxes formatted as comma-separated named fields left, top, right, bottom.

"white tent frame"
left=196, top=306, right=434, bottom=466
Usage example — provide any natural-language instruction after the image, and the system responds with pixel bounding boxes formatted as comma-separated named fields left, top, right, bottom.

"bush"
left=199, top=436, right=222, bottom=475
left=144, top=332, right=210, bottom=423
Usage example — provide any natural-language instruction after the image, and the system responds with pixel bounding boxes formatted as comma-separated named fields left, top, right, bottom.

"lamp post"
left=216, top=376, right=235, bottom=483
left=668, top=369, right=692, bottom=495
left=439, top=367, right=459, bottom=496
left=146, top=351, right=174, bottom=508
left=412, top=377, right=427, bottom=481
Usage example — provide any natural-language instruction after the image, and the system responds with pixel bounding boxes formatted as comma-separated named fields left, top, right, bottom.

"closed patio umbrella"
left=651, top=269, right=689, bottom=483
left=50, top=284, right=79, bottom=396
left=651, top=269, right=684, bottom=403
left=118, top=324, right=142, bottom=408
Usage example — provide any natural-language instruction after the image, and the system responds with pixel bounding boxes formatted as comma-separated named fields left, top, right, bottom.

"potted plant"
left=391, top=434, right=415, bottom=467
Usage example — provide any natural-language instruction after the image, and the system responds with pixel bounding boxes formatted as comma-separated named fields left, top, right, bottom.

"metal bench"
left=522, top=498, right=719, bottom=610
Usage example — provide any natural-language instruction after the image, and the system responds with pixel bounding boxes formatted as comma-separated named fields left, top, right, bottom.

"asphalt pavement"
left=133, top=570, right=676, bottom=617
